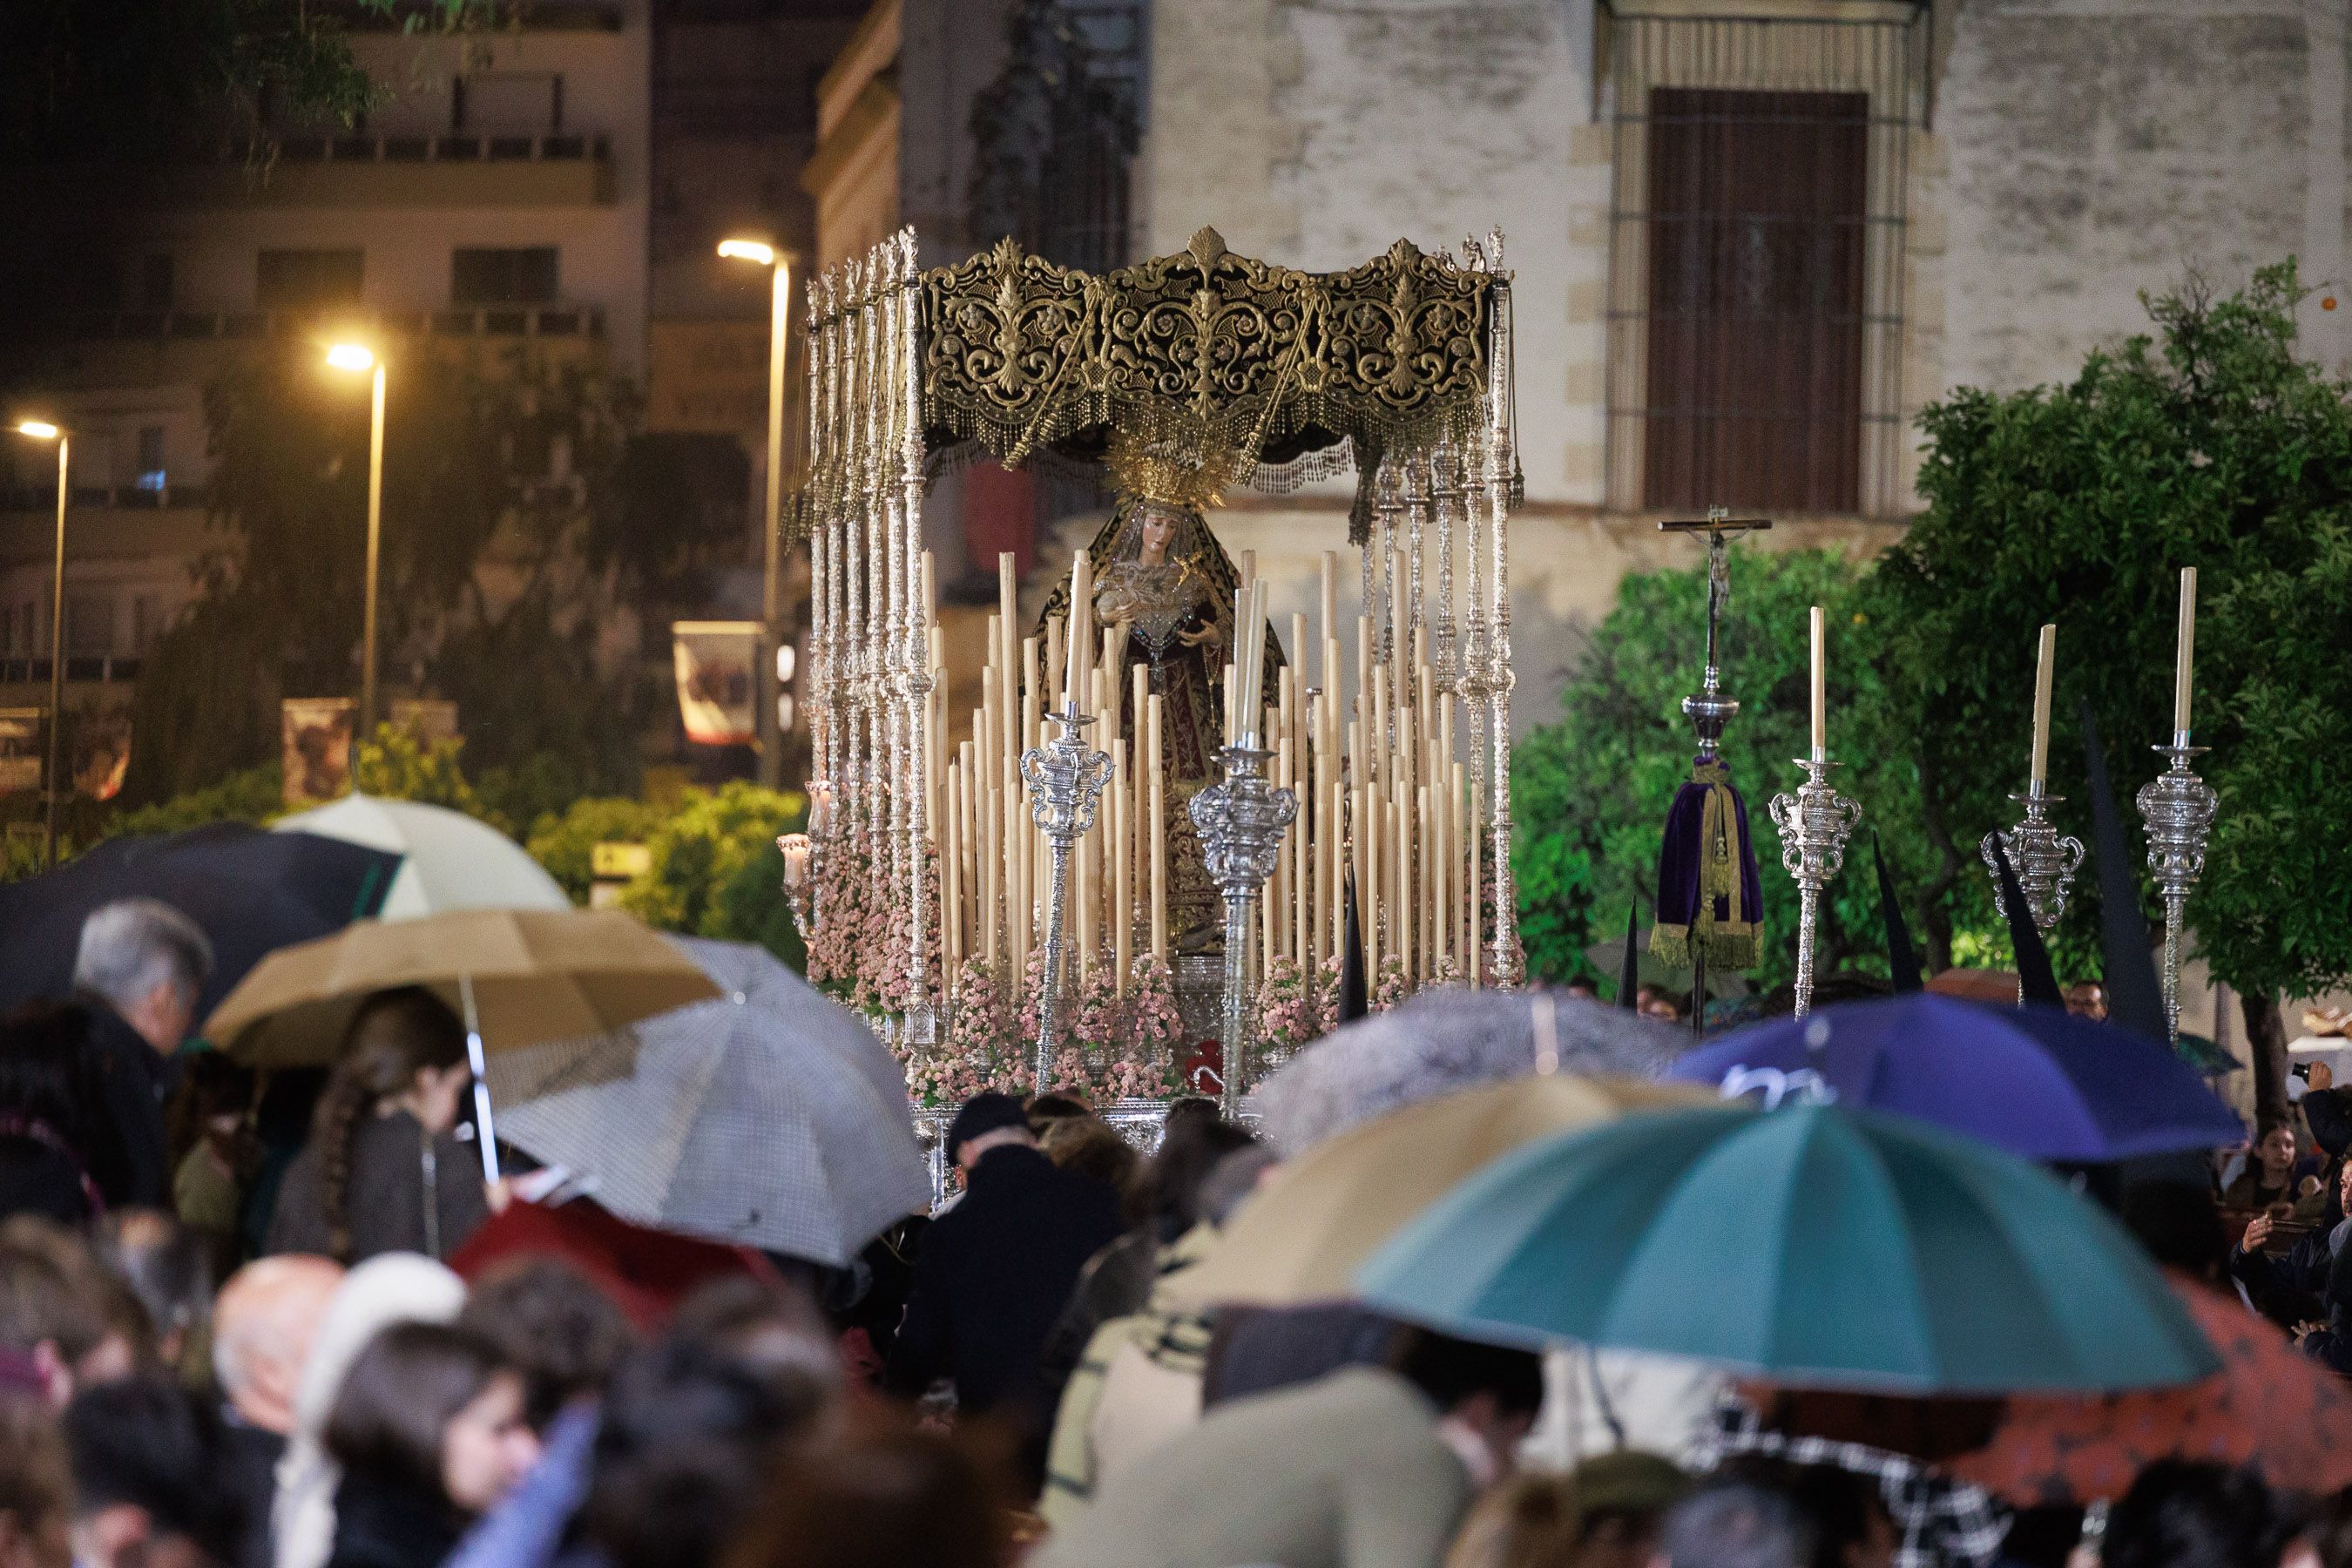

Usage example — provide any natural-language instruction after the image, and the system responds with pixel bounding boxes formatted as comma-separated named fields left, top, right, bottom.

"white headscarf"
left=271, top=1254, right=468, bottom=1568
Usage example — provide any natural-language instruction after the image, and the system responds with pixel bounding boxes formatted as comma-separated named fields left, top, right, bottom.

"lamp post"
left=12, top=421, right=67, bottom=868
left=719, top=237, right=792, bottom=789
left=324, top=343, right=387, bottom=736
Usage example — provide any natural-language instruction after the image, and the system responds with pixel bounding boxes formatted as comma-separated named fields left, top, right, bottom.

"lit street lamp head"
left=717, top=238, right=778, bottom=267
left=14, top=421, right=61, bottom=441
left=324, top=342, right=376, bottom=372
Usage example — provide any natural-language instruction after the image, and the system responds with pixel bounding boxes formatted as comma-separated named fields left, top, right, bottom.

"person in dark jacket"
left=71, top=899, right=213, bottom=1209
left=885, top=1093, right=1123, bottom=1447
left=322, top=1321, right=540, bottom=1568
left=268, top=988, right=489, bottom=1264
left=0, top=1003, right=111, bottom=1224
left=2231, top=1165, right=2352, bottom=1327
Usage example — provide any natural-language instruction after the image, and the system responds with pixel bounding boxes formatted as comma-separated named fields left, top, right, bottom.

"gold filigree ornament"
left=916, top=228, right=1495, bottom=538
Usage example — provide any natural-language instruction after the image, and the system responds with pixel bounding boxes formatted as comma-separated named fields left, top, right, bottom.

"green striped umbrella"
left=1356, top=1102, right=2217, bottom=1394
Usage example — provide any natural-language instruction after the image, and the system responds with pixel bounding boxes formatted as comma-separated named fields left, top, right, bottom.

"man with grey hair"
left=73, top=897, right=212, bottom=1206
left=1659, top=1479, right=1815, bottom=1568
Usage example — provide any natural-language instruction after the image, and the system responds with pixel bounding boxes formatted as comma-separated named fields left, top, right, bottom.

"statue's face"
left=1139, top=506, right=1180, bottom=557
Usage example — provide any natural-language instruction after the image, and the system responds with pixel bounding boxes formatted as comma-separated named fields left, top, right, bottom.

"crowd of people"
left=0, top=894, right=2349, bottom=1568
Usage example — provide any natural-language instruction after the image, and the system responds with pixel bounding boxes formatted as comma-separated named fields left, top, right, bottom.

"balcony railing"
left=56, top=303, right=605, bottom=345
left=233, top=132, right=612, bottom=166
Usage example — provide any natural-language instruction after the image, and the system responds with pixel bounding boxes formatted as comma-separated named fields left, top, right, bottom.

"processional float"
left=781, top=225, right=1525, bottom=1119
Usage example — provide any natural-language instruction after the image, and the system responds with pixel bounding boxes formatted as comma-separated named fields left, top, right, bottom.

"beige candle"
left=1467, top=781, right=1482, bottom=990
left=943, top=760, right=960, bottom=971
left=1389, top=547, right=1409, bottom=727
left=983, top=781, right=1001, bottom=967
left=1809, top=605, right=1827, bottom=761
left=1148, top=693, right=1167, bottom=961
left=1328, top=779, right=1346, bottom=963
left=1064, top=551, right=1092, bottom=715
left=1439, top=761, right=1458, bottom=968
left=1112, top=749, right=1130, bottom=994
left=2173, top=566, right=2197, bottom=735
left=1356, top=782, right=1376, bottom=977
left=2030, top=623, right=2057, bottom=787
left=1417, top=783, right=1433, bottom=980
left=997, top=553, right=1018, bottom=768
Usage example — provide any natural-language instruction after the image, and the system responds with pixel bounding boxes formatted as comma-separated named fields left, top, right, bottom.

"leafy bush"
left=618, top=782, right=808, bottom=968
left=524, top=795, right=669, bottom=904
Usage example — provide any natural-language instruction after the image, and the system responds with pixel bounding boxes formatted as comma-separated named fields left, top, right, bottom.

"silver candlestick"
left=2134, top=732, right=2219, bottom=1044
left=1189, top=742, right=1298, bottom=1119
left=1021, top=704, right=1113, bottom=1092
left=1981, top=782, right=2086, bottom=992
left=1767, top=756, right=1862, bottom=1018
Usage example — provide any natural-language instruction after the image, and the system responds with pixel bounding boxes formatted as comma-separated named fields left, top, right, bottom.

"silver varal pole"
left=1767, top=756, right=1861, bottom=1018
left=1190, top=742, right=1297, bottom=1118
left=2135, top=730, right=2218, bottom=1044
left=1980, top=781, right=2086, bottom=1000
left=1020, top=704, right=1112, bottom=1091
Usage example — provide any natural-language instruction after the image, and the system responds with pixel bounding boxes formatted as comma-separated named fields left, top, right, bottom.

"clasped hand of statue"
left=1179, top=624, right=1221, bottom=649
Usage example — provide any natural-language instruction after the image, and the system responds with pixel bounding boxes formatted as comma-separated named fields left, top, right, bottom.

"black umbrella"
left=2079, top=700, right=2169, bottom=1044
left=1873, top=832, right=1923, bottom=994
left=0, top=822, right=400, bottom=1019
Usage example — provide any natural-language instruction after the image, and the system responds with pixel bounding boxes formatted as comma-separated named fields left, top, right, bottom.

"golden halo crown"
left=1105, top=429, right=1235, bottom=515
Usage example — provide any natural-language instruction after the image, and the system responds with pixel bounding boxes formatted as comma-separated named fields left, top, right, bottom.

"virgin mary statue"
left=1036, top=433, right=1284, bottom=950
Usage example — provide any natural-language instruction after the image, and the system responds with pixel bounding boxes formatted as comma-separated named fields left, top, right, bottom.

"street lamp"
left=718, top=235, right=791, bottom=787
left=324, top=342, right=387, bottom=735
left=11, top=420, right=67, bottom=868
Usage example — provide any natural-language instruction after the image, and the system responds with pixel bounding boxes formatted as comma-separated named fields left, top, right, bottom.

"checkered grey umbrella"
left=1254, top=987, right=1686, bottom=1158
left=485, top=937, right=924, bottom=1267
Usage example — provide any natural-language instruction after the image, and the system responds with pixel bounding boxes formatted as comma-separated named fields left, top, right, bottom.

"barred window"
left=1602, top=7, right=1927, bottom=517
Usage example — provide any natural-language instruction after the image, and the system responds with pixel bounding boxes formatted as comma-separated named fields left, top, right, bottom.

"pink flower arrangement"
left=1253, top=955, right=1331, bottom=1080
left=1371, top=953, right=1413, bottom=1014
left=1127, top=955, right=1183, bottom=1064
left=906, top=958, right=1021, bottom=1107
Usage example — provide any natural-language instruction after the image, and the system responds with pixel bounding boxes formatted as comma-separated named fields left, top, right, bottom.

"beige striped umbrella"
left=1166, top=1073, right=1712, bottom=1309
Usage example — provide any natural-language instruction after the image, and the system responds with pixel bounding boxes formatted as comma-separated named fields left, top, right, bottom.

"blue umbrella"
left=1666, top=993, right=2242, bottom=1161
left=1356, top=1102, right=2219, bottom=1394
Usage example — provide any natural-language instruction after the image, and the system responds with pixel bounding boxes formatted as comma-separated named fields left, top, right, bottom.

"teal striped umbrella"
left=1356, top=1103, right=2218, bottom=1394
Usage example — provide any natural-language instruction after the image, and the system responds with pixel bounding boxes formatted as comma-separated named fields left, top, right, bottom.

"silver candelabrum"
left=1189, top=742, right=1298, bottom=1119
left=1767, top=757, right=1862, bottom=1018
left=2135, top=732, right=2220, bottom=1044
left=1021, top=704, right=1113, bottom=1092
left=1980, top=782, right=2086, bottom=989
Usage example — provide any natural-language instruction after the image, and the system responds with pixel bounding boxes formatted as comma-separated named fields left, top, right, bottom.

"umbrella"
left=1166, top=1074, right=1710, bottom=1309
left=1943, top=1272, right=2352, bottom=1504
left=482, top=936, right=927, bottom=1267
left=449, top=1192, right=782, bottom=1331
left=274, top=794, right=570, bottom=920
left=1585, top=930, right=1750, bottom=1001
left=205, top=908, right=715, bottom=1068
left=1357, top=1102, right=2219, bottom=1394
left=1666, top=994, right=2243, bottom=1161
left=1253, top=987, right=1686, bottom=1158
left=0, top=823, right=400, bottom=1018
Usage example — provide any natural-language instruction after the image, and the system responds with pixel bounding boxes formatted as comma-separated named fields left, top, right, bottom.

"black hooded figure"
left=1987, top=835, right=2065, bottom=1009
left=2078, top=698, right=2170, bottom=1044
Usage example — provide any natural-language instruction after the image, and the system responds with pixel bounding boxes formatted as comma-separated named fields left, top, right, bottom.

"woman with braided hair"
left=266, top=989, right=489, bottom=1265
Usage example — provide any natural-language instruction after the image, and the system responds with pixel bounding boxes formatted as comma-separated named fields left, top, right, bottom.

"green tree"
left=524, top=796, right=669, bottom=905
left=1869, top=262, right=2352, bottom=1119
left=619, top=783, right=808, bottom=970
left=123, top=343, right=655, bottom=810
left=1512, top=547, right=1941, bottom=995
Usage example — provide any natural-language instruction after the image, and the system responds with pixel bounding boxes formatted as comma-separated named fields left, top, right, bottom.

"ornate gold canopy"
left=916, top=227, right=1501, bottom=538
